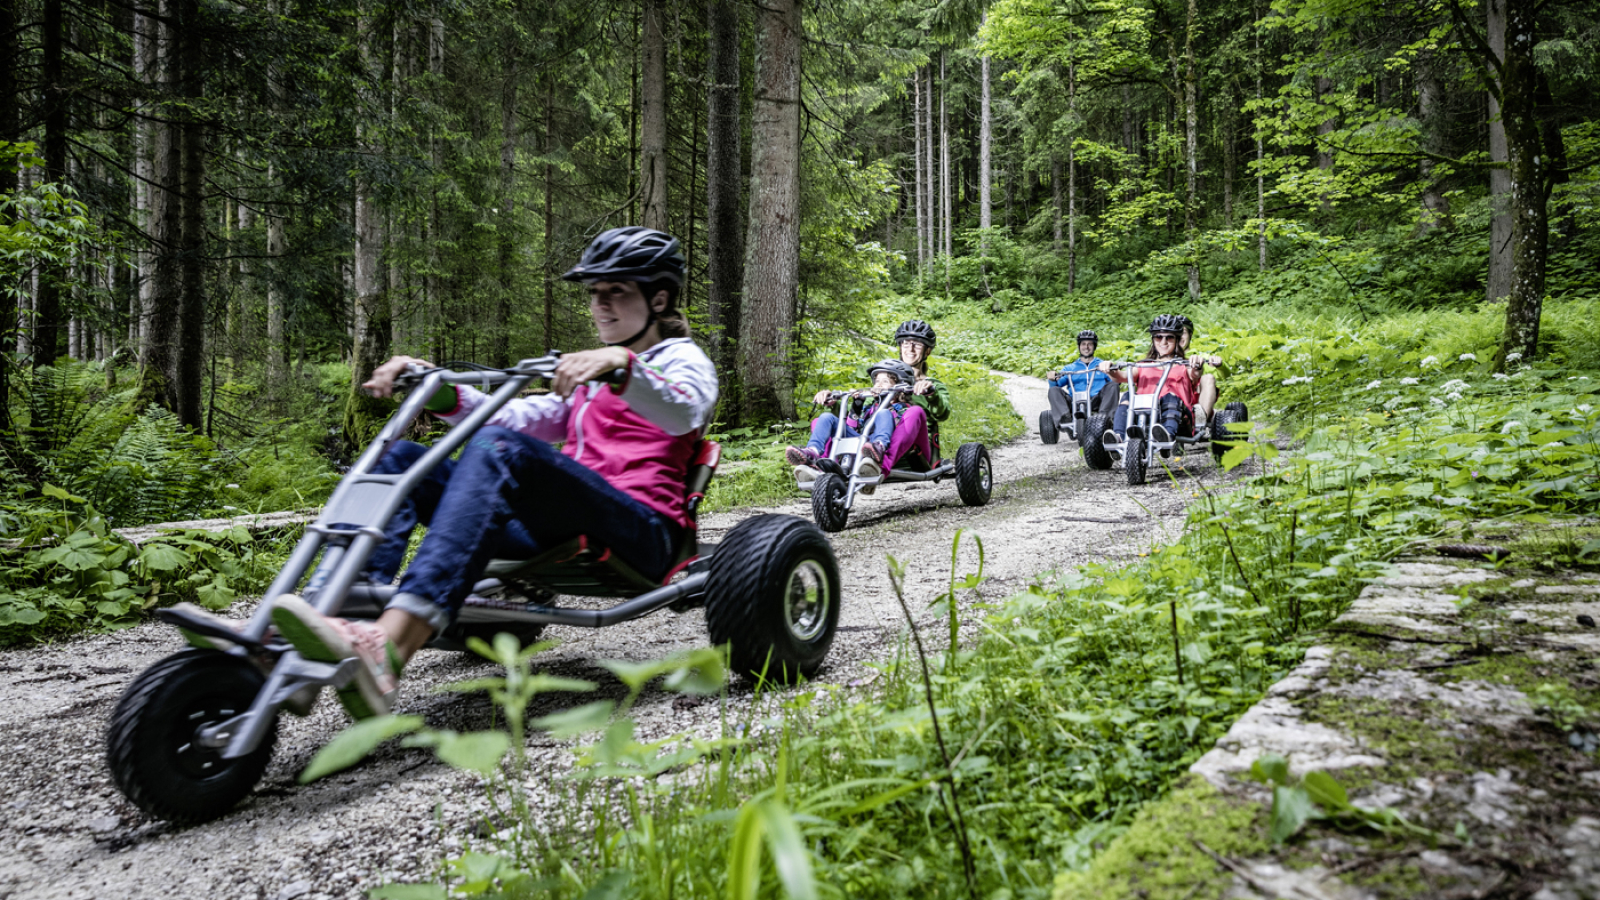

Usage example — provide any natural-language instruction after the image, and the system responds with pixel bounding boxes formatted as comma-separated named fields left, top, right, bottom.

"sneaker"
left=785, top=446, right=820, bottom=466
left=270, top=595, right=401, bottom=720
left=1152, top=424, right=1172, bottom=444
left=793, top=465, right=821, bottom=487
left=1103, top=430, right=1122, bottom=446
left=170, top=601, right=246, bottom=653
left=1194, top=410, right=1208, bottom=430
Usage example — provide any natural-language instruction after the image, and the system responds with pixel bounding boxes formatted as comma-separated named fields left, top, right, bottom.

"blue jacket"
left=1051, top=358, right=1109, bottom=396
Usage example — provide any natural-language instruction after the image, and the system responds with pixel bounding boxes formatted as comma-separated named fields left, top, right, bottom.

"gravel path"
left=0, top=372, right=1232, bottom=900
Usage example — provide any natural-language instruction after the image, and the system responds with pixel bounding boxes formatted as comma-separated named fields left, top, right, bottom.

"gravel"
left=0, top=372, right=1234, bottom=900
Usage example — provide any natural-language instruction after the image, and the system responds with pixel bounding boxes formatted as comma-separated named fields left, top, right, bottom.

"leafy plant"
left=1248, top=753, right=1442, bottom=845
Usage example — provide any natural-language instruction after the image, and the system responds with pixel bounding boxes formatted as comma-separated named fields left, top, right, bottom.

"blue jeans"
left=805, top=409, right=897, bottom=454
left=363, top=426, right=676, bottom=633
left=1113, top=395, right=1187, bottom=438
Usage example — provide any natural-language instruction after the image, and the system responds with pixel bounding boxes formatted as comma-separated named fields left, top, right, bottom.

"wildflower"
left=1441, top=379, right=1469, bottom=392
left=1580, top=404, right=1594, bottom=414
left=1472, top=471, right=1480, bottom=479
left=1365, top=380, right=1382, bottom=390
left=1501, top=421, right=1521, bottom=433
left=1506, top=351, right=1523, bottom=363
left=225, top=483, right=240, bottom=489
left=1420, top=355, right=1439, bottom=368
left=1459, top=353, right=1477, bottom=362
left=1281, top=375, right=1313, bottom=386
left=1400, top=377, right=1419, bottom=385
left=1493, top=373, right=1508, bottom=380
left=1430, top=397, right=1447, bottom=406
left=1447, top=392, right=1463, bottom=401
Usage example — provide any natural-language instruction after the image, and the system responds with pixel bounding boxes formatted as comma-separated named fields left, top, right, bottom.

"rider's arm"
left=921, top=377, right=953, bottom=421
left=616, top=340, right=719, bottom=436
left=436, top=388, right=571, bottom=442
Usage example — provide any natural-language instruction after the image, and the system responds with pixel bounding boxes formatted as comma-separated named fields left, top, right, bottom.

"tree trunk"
left=913, top=70, right=925, bottom=270
left=738, top=0, right=800, bottom=423
left=543, top=72, right=556, bottom=351
left=640, top=0, right=668, bottom=230
left=1052, top=153, right=1062, bottom=253
left=139, top=0, right=182, bottom=413
left=1417, top=51, right=1450, bottom=233
left=980, top=23, right=992, bottom=248
left=35, top=0, right=68, bottom=367
left=706, top=0, right=743, bottom=406
left=174, top=0, right=205, bottom=428
left=494, top=47, right=517, bottom=367
left=1184, top=0, right=1200, bottom=301
left=924, top=66, right=936, bottom=267
left=344, top=8, right=390, bottom=451
left=266, top=164, right=286, bottom=384
left=1255, top=2, right=1266, bottom=270
left=1486, top=0, right=1512, bottom=301
left=1494, top=0, right=1551, bottom=368
left=427, top=16, right=443, bottom=365
left=1068, top=60, right=1077, bottom=293
left=940, top=50, right=951, bottom=274
left=0, top=0, right=15, bottom=443
left=133, top=4, right=156, bottom=352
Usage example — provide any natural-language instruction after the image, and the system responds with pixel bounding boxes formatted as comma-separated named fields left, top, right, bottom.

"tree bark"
left=1486, top=0, right=1512, bottom=301
left=980, top=25, right=992, bottom=248
left=738, top=0, right=800, bottom=422
left=924, top=66, right=936, bottom=267
left=1255, top=2, right=1266, bottom=270
left=133, top=4, right=156, bottom=352
left=494, top=43, right=517, bottom=367
left=1417, top=50, right=1450, bottom=233
left=543, top=72, right=556, bottom=351
left=1068, top=60, right=1077, bottom=293
left=1184, top=0, right=1200, bottom=301
left=345, top=8, right=390, bottom=450
left=0, top=0, right=16, bottom=442
left=266, top=164, right=286, bottom=384
left=35, top=0, right=68, bottom=367
left=706, top=0, right=743, bottom=404
left=640, top=0, right=669, bottom=230
left=174, top=0, right=205, bottom=428
left=1052, top=153, right=1062, bottom=253
left=914, top=70, right=925, bottom=270
left=940, top=50, right=951, bottom=272
left=139, top=0, right=182, bottom=413
left=1493, top=0, right=1551, bottom=367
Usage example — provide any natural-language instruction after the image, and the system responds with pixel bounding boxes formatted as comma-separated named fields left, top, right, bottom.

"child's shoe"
left=270, top=595, right=401, bottom=720
left=1152, top=424, right=1173, bottom=458
left=784, top=446, right=820, bottom=467
left=794, top=465, right=821, bottom=488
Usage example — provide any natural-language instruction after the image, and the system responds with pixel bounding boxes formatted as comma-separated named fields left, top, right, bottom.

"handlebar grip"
left=597, top=367, right=629, bottom=386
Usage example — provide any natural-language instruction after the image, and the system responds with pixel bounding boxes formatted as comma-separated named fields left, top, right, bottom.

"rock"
left=86, top=815, right=121, bottom=834
left=1578, top=615, right=1596, bottom=628
left=275, top=880, right=312, bottom=900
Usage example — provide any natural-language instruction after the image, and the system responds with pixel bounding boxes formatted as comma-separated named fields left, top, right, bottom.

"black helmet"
left=1075, top=330, right=1098, bottom=347
left=867, top=359, right=916, bottom=384
left=1175, top=315, right=1194, bottom=337
left=562, top=226, right=685, bottom=286
left=893, top=319, right=937, bottom=351
left=1149, top=314, right=1184, bottom=336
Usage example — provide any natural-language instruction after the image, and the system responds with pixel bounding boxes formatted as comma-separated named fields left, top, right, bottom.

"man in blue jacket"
left=1047, top=330, right=1112, bottom=428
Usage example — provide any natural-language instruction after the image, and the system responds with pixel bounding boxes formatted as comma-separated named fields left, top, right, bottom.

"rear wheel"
left=1081, top=414, right=1113, bottom=470
left=705, top=515, right=841, bottom=683
left=1038, top=411, right=1059, bottom=445
left=1125, top=437, right=1148, bottom=485
left=1224, top=400, right=1248, bottom=420
left=955, top=443, right=993, bottom=506
left=107, top=649, right=277, bottom=825
left=1211, top=406, right=1248, bottom=463
left=811, top=472, right=850, bottom=533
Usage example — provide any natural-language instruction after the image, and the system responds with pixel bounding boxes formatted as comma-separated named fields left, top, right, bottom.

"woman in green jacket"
left=882, top=319, right=952, bottom=472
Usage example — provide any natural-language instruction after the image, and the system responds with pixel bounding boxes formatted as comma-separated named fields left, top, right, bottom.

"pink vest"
left=564, top=383, right=699, bottom=528
left=1131, top=363, right=1197, bottom=408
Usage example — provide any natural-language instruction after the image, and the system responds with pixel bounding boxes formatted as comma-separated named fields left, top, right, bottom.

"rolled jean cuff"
left=386, top=591, right=451, bottom=635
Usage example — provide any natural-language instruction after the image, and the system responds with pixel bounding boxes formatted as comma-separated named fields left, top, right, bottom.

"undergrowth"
left=318, top=353, right=1598, bottom=899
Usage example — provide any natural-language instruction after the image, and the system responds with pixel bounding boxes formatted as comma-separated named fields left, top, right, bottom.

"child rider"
left=786, top=359, right=917, bottom=486
left=1047, top=330, right=1111, bottom=427
left=1175, top=315, right=1222, bottom=428
left=1098, top=314, right=1196, bottom=449
left=193, top=226, right=719, bottom=721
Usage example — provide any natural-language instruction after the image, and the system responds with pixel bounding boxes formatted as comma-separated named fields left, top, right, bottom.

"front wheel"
left=1081, top=414, right=1113, bottom=470
left=1038, top=411, right=1059, bottom=445
left=106, top=649, right=277, bottom=825
left=1210, top=405, right=1249, bottom=463
left=705, top=515, right=841, bottom=683
left=811, top=472, right=850, bottom=533
left=955, top=442, right=993, bottom=506
left=1125, top=437, right=1148, bottom=485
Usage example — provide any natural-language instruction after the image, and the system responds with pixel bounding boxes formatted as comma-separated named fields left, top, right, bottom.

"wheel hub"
left=784, top=558, right=832, bottom=642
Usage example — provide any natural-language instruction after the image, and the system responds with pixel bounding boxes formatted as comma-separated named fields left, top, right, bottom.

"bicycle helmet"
left=867, top=359, right=917, bottom=385
left=1075, top=330, right=1098, bottom=347
left=1148, top=314, right=1184, bottom=336
left=894, top=320, right=937, bottom=351
left=562, top=226, right=685, bottom=286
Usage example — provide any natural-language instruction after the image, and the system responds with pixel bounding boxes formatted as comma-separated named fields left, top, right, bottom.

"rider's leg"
left=1095, top=381, right=1121, bottom=416
left=383, top=427, right=676, bottom=651
left=882, top=405, right=931, bottom=474
left=1158, top=395, right=1185, bottom=436
left=805, top=413, right=839, bottom=454
left=362, top=440, right=456, bottom=585
left=1046, top=383, right=1073, bottom=424
left=1197, top=373, right=1218, bottom=421
left=1112, top=401, right=1129, bottom=437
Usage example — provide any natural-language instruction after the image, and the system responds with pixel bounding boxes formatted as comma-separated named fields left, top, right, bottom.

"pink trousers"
left=882, top=405, right=933, bottom=474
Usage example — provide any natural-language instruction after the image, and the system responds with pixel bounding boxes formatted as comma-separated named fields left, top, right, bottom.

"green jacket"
left=910, top=372, right=952, bottom=460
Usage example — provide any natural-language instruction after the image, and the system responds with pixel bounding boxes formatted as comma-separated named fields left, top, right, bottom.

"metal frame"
left=1103, top=359, right=1213, bottom=471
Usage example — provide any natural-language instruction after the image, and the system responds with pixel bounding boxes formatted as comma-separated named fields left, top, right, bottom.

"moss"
left=1050, top=776, right=1268, bottom=900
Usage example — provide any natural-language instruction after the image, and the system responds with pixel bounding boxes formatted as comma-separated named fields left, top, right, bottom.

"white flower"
left=1501, top=421, right=1521, bottom=433
left=222, top=505, right=239, bottom=511
left=1506, top=351, right=1524, bottom=362
left=1420, top=356, right=1439, bottom=368
left=1447, top=392, right=1463, bottom=401
left=1430, top=397, right=1447, bottom=406
left=1400, top=377, right=1419, bottom=385
left=1459, top=353, right=1477, bottom=362
left=1365, top=380, right=1382, bottom=390
left=1441, top=379, right=1469, bottom=392
left=225, top=483, right=240, bottom=489
left=1580, top=404, right=1594, bottom=413
left=1281, top=375, right=1313, bottom=385
left=1493, top=373, right=1508, bottom=380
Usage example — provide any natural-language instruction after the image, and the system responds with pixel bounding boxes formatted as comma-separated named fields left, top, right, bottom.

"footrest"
left=157, top=607, right=266, bottom=652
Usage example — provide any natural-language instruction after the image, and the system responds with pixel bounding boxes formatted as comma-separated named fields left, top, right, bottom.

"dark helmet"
left=562, top=226, right=685, bottom=287
left=1175, top=315, right=1194, bottom=337
left=1075, top=330, right=1098, bottom=347
left=867, top=359, right=916, bottom=384
left=1149, top=314, right=1185, bottom=336
left=894, top=319, right=937, bottom=351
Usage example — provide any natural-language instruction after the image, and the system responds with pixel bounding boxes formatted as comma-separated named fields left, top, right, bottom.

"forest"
left=2, top=0, right=1600, bottom=895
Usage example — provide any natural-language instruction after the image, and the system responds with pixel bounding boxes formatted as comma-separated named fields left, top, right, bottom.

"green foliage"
left=0, top=487, right=284, bottom=646
left=1248, top=753, right=1440, bottom=845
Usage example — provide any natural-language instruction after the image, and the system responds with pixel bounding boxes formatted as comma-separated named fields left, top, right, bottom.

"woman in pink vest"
left=269, top=227, right=718, bottom=721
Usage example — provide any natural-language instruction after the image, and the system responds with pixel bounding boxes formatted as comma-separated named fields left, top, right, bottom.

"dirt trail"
left=0, top=372, right=1229, bottom=900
